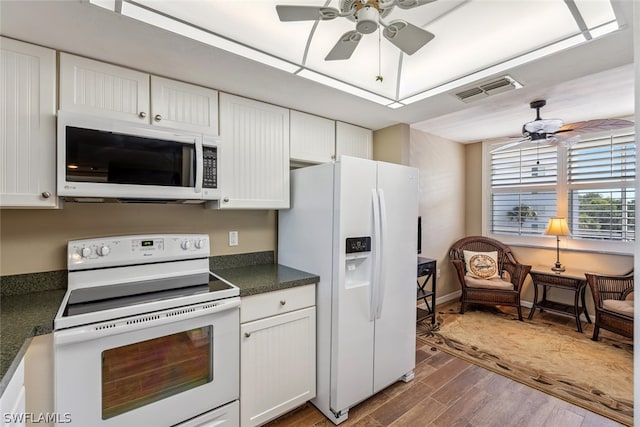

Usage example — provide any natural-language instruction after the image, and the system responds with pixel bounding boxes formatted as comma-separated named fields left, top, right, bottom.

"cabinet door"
left=0, top=37, right=57, bottom=208
left=290, top=110, right=335, bottom=164
left=150, top=76, right=219, bottom=134
left=336, top=121, right=372, bottom=160
left=218, top=93, right=289, bottom=209
left=0, top=357, right=25, bottom=427
left=59, top=53, right=150, bottom=123
left=240, top=307, right=316, bottom=427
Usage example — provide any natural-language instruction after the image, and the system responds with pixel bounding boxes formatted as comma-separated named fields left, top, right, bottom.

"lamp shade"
left=545, top=217, right=570, bottom=236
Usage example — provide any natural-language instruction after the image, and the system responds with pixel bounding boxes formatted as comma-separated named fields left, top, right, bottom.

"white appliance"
left=57, top=111, right=220, bottom=202
left=53, top=234, right=240, bottom=427
left=278, top=156, right=419, bottom=424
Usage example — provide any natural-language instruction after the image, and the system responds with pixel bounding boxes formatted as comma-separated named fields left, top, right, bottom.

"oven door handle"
left=54, top=298, right=240, bottom=345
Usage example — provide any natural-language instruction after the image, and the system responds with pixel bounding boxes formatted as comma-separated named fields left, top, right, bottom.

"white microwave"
left=57, top=111, right=220, bottom=202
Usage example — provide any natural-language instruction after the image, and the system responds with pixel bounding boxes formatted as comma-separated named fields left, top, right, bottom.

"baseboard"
left=417, top=291, right=460, bottom=311
left=425, top=293, right=594, bottom=322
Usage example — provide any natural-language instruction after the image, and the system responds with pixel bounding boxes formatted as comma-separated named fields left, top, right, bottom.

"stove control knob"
left=195, top=239, right=205, bottom=249
left=81, top=247, right=92, bottom=258
left=181, top=240, right=192, bottom=250
left=97, top=246, right=110, bottom=256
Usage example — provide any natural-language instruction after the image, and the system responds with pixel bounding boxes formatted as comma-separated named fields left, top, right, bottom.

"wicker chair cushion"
left=602, top=299, right=634, bottom=317
left=464, top=276, right=514, bottom=290
left=463, top=250, right=500, bottom=279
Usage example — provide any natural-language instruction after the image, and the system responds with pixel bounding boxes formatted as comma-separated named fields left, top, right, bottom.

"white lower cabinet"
left=0, top=357, right=25, bottom=427
left=240, top=285, right=316, bottom=427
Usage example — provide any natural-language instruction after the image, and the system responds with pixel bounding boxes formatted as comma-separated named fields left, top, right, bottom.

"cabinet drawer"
left=241, top=284, right=315, bottom=323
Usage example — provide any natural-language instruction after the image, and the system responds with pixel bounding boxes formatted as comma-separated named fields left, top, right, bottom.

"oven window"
left=101, top=327, right=212, bottom=420
left=65, top=127, right=196, bottom=187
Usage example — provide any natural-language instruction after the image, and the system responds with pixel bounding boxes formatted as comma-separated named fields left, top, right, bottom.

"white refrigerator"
left=278, top=156, right=419, bottom=424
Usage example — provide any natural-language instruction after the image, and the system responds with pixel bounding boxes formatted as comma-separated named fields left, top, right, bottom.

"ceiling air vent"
left=454, top=75, right=522, bottom=103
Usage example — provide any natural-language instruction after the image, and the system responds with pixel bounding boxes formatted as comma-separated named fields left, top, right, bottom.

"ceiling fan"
left=276, top=0, right=436, bottom=61
left=491, top=99, right=634, bottom=153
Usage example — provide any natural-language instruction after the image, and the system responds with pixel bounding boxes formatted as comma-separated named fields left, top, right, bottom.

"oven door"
left=54, top=298, right=239, bottom=427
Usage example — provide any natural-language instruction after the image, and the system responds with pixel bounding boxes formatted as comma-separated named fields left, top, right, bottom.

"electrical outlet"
left=229, top=231, right=238, bottom=246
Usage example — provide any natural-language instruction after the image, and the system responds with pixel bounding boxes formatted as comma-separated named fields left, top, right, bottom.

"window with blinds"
left=490, top=144, right=558, bottom=236
left=567, top=133, right=635, bottom=242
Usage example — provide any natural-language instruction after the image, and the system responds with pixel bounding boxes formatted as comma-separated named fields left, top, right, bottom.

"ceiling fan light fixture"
left=355, top=6, right=379, bottom=34
left=523, top=118, right=564, bottom=134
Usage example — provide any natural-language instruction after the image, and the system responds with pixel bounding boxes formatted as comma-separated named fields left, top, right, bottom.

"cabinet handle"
left=154, top=114, right=162, bottom=122
left=138, top=112, right=146, bottom=119
left=223, top=197, right=229, bottom=203
left=244, top=332, right=251, bottom=338
left=41, top=191, right=51, bottom=199
left=280, top=300, right=286, bottom=306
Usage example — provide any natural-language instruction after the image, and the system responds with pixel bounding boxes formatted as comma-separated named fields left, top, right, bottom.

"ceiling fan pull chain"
left=376, top=27, right=383, bottom=82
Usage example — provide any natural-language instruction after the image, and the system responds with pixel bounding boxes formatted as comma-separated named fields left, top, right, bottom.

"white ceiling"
left=0, top=0, right=635, bottom=143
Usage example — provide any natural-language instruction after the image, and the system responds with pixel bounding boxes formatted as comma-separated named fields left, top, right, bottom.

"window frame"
left=482, top=127, right=636, bottom=255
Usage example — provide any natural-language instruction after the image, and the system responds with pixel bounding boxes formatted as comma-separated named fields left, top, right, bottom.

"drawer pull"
left=280, top=300, right=286, bottom=306
left=244, top=332, right=251, bottom=338
left=138, top=112, right=146, bottom=119
left=154, top=114, right=162, bottom=122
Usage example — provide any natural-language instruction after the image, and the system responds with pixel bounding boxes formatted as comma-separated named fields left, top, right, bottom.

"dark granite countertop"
left=212, top=264, right=319, bottom=297
left=0, top=289, right=65, bottom=392
left=0, top=254, right=318, bottom=392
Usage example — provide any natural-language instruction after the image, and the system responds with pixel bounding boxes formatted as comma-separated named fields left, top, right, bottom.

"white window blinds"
left=490, top=144, right=558, bottom=236
left=567, top=133, right=635, bottom=242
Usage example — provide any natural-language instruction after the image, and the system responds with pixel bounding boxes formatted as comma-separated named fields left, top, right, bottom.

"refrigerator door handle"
left=370, top=189, right=382, bottom=322
left=375, top=189, right=388, bottom=319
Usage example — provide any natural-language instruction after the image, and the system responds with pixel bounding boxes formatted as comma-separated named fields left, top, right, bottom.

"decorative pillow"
left=463, top=250, right=500, bottom=279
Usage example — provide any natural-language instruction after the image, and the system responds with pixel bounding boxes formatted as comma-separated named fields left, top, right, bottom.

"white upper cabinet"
left=150, top=76, right=218, bottom=134
left=60, top=53, right=218, bottom=134
left=290, top=110, right=335, bottom=164
left=1, top=37, right=57, bottom=208
left=336, top=121, right=372, bottom=160
left=216, top=93, right=290, bottom=209
left=59, top=52, right=149, bottom=123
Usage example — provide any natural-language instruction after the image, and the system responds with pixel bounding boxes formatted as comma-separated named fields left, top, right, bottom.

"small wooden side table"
left=528, top=266, right=592, bottom=332
left=417, top=257, right=436, bottom=324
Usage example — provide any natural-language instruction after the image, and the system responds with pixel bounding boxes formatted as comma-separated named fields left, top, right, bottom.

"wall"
left=409, top=129, right=466, bottom=299
left=0, top=204, right=276, bottom=275
left=372, top=123, right=410, bottom=165
left=464, top=143, right=483, bottom=235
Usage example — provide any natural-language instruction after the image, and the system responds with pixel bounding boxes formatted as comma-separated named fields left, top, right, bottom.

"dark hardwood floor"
left=266, top=332, right=624, bottom=427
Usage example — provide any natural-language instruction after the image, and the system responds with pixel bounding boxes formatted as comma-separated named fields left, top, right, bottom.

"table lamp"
left=545, top=217, right=570, bottom=272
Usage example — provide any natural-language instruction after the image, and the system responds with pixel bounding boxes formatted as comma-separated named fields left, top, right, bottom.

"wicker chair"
left=449, top=236, right=531, bottom=320
left=585, top=271, right=634, bottom=341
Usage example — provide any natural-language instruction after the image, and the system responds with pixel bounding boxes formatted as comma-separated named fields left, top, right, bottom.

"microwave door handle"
left=195, top=141, right=203, bottom=194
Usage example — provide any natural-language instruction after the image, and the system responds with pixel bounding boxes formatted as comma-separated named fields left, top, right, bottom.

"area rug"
left=417, top=304, right=633, bottom=426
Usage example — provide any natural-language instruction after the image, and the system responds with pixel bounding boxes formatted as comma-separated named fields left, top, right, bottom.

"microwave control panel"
left=203, top=146, right=217, bottom=189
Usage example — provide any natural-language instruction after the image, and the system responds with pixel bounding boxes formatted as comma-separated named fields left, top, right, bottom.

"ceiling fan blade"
left=555, top=118, right=634, bottom=135
left=325, top=31, right=362, bottom=61
left=276, top=5, right=339, bottom=22
left=395, top=0, right=437, bottom=9
left=382, top=20, right=434, bottom=55
left=490, top=138, right=530, bottom=154
left=554, top=134, right=582, bottom=148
